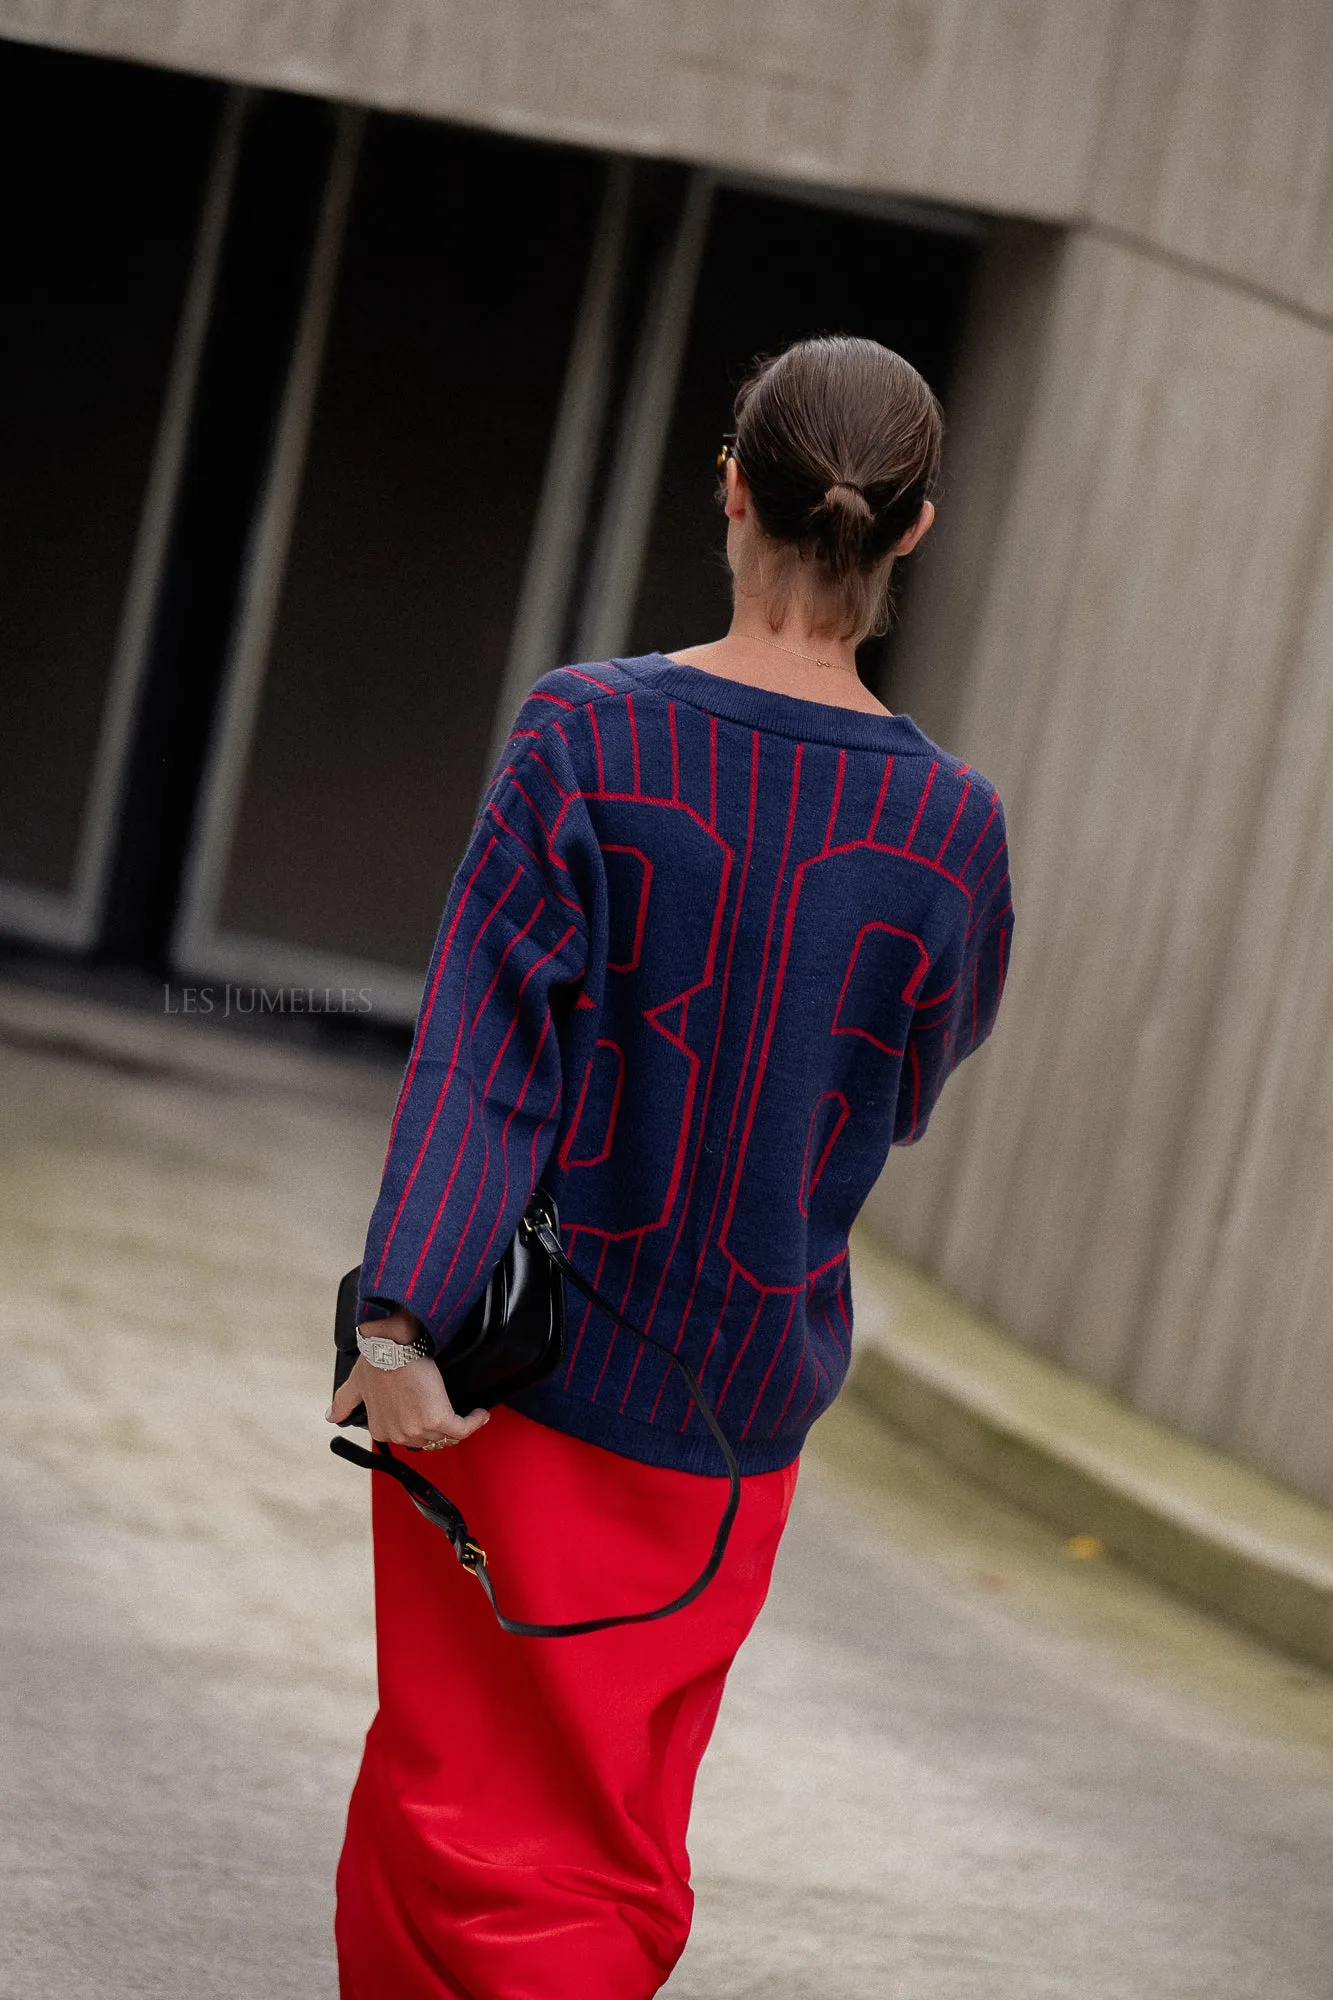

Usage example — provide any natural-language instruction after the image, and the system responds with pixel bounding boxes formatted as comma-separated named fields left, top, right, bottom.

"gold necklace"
left=744, top=631, right=857, bottom=676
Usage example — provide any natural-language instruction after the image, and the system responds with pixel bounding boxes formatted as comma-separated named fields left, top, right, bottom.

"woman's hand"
left=327, top=1346, right=490, bottom=1449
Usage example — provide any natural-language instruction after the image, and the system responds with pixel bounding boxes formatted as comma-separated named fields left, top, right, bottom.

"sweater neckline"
left=613, top=651, right=936, bottom=753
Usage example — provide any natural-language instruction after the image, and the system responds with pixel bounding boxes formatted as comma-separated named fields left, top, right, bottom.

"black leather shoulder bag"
left=329, top=1185, right=740, bottom=1638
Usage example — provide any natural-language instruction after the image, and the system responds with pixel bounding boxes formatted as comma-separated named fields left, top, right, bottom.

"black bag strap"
left=330, top=1211, right=741, bottom=1638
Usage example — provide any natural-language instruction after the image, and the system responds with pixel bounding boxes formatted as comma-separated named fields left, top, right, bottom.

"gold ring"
left=420, top=1439, right=448, bottom=1450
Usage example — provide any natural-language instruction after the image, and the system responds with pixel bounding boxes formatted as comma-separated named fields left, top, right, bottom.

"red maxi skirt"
left=336, top=1404, right=798, bottom=2000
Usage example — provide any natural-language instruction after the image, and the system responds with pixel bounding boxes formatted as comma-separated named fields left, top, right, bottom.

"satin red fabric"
left=336, top=1404, right=798, bottom=2000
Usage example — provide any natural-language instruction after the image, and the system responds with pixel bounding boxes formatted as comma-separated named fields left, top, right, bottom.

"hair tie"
left=824, top=480, right=866, bottom=506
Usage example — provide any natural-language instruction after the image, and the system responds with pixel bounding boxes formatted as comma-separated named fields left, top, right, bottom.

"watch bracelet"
left=356, top=1320, right=434, bottom=1366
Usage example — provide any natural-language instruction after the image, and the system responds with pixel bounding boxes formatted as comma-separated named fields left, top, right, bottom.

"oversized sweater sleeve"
left=357, top=755, right=589, bottom=1346
left=893, top=791, right=1014, bottom=1147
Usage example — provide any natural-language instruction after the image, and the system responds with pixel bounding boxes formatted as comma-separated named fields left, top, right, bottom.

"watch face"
left=366, top=1335, right=400, bottom=1369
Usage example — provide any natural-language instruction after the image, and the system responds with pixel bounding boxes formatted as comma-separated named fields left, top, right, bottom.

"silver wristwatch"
left=356, top=1323, right=434, bottom=1371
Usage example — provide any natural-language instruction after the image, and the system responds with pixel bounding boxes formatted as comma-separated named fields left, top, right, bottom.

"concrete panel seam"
left=1085, top=219, right=1333, bottom=339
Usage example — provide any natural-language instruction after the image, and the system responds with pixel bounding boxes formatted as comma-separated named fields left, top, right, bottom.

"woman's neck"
left=666, top=610, right=892, bottom=716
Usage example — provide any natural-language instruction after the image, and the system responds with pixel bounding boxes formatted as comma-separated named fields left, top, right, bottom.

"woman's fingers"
left=327, top=1360, right=367, bottom=1425
left=402, top=1405, right=491, bottom=1449
left=442, top=1405, right=492, bottom=1441
left=329, top=1353, right=491, bottom=1449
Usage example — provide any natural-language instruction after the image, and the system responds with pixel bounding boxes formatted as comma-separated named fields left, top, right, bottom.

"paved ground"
left=2, top=1004, right=1332, bottom=1999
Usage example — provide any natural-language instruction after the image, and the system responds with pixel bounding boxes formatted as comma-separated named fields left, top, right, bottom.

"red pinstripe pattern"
left=480, top=925, right=579, bottom=1094
left=935, top=778, right=971, bottom=862
left=453, top=1012, right=557, bottom=1306
left=972, top=838, right=1009, bottom=893
left=968, top=876, right=1012, bottom=939
left=586, top=702, right=605, bottom=790
left=403, top=1100, right=474, bottom=1303
left=671, top=1265, right=737, bottom=1429
left=558, top=1039, right=624, bottom=1168
left=625, top=693, right=641, bottom=795
left=714, top=1290, right=767, bottom=1417
left=959, top=800, right=999, bottom=875
left=766, top=1330, right=808, bottom=1438
left=526, top=748, right=570, bottom=801
left=486, top=784, right=585, bottom=918
left=385, top=836, right=501, bottom=1153
left=465, top=893, right=543, bottom=1032
left=823, top=747, right=846, bottom=851
left=486, top=804, right=548, bottom=883
left=718, top=744, right=804, bottom=1243
left=794, top=1369, right=824, bottom=1428
left=869, top=753, right=894, bottom=837
left=557, top=1046, right=598, bottom=1174
left=561, top=1232, right=612, bottom=1391
left=590, top=1229, right=648, bottom=1405
left=373, top=865, right=525, bottom=1278
left=408, top=924, right=576, bottom=1309
left=740, top=1296, right=797, bottom=1438
left=904, top=759, right=939, bottom=851
left=709, top=714, right=718, bottom=829
left=562, top=667, right=618, bottom=696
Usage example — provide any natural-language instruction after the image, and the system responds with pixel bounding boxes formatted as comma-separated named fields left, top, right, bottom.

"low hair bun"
left=823, top=480, right=868, bottom=509
left=814, top=481, right=874, bottom=579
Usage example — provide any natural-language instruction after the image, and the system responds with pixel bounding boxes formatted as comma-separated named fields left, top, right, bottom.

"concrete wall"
left=873, top=3, right=1333, bottom=1511
left=0, top=0, right=1122, bottom=221
left=873, top=212, right=1333, bottom=1508
left=8, top=0, right=1333, bottom=1504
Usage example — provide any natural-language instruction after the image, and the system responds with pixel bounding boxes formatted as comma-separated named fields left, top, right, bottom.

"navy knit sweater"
left=359, top=653, right=1013, bottom=1475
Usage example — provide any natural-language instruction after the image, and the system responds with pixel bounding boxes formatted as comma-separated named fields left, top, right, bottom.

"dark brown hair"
left=730, top=335, right=943, bottom=637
